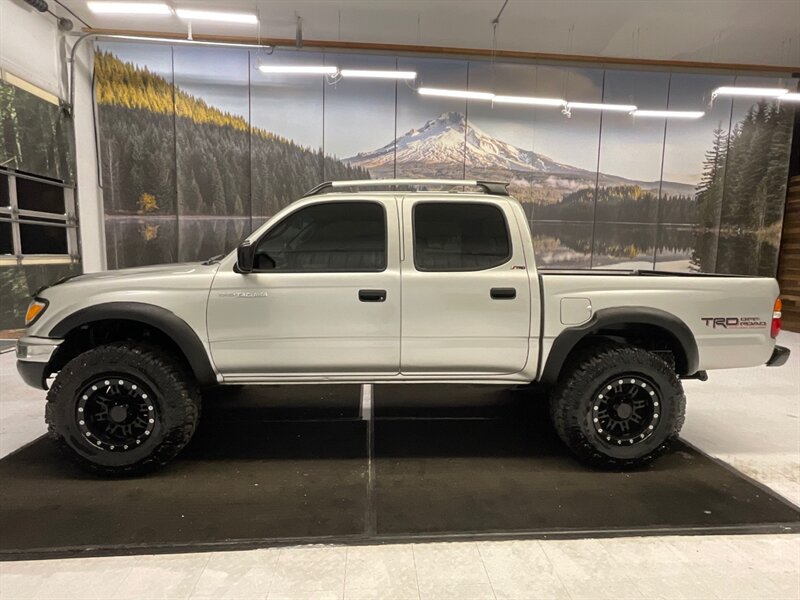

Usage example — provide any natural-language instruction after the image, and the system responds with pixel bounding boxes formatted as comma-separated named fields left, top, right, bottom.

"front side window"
left=254, top=201, right=386, bottom=272
left=414, top=202, right=511, bottom=271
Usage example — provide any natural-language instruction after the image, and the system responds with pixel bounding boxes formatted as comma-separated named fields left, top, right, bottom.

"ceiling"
left=54, top=0, right=800, bottom=68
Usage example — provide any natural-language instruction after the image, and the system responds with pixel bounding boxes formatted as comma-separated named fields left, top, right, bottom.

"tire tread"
left=549, top=344, right=686, bottom=469
left=45, top=342, right=200, bottom=476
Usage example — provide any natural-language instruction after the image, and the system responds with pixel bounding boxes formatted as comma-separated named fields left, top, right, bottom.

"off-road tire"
left=549, top=345, right=685, bottom=469
left=45, top=342, right=201, bottom=476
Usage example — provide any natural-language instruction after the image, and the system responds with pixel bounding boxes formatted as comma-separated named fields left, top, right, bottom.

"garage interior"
left=1, top=0, right=799, bottom=598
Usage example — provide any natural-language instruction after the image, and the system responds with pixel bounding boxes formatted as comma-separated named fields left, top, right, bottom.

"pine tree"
left=695, top=125, right=728, bottom=231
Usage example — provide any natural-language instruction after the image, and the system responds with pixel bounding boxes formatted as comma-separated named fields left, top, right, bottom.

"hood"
left=61, top=262, right=213, bottom=286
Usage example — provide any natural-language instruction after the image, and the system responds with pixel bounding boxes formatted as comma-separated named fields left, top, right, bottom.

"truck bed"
left=537, top=270, right=779, bottom=373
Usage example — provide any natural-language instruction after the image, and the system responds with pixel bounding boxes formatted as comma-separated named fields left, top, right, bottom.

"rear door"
left=400, top=198, right=532, bottom=375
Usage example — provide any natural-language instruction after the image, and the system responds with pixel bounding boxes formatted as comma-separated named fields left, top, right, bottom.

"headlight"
left=25, top=298, right=49, bottom=326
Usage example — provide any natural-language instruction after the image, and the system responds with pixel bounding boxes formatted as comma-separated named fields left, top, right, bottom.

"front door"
left=207, top=198, right=400, bottom=377
left=400, top=198, right=532, bottom=375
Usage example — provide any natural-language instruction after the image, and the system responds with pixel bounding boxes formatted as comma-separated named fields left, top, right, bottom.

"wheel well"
left=48, top=319, right=193, bottom=378
left=540, top=321, right=697, bottom=384
left=560, top=324, right=689, bottom=378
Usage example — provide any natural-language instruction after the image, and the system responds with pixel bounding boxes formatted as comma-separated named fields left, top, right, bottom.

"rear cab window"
left=413, top=202, right=511, bottom=272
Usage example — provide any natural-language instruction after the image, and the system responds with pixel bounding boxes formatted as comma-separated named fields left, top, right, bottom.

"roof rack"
left=303, top=179, right=510, bottom=197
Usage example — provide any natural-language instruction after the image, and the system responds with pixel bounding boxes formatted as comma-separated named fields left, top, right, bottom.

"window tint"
left=16, top=177, right=66, bottom=214
left=0, top=219, right=12, bottom=254
left=254, top=201, right=386, bottom=272
left=0, top=175, right=9, bottom=208
left=414, top=202, right=510, bottom=271
left=20, top=224, right=68, bottom=254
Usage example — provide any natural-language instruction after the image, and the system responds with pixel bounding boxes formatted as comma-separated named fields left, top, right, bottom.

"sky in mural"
left=96, top=42, right=783, bottom=187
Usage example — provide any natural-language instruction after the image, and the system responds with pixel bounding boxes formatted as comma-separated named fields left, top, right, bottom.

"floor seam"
left=185, top=552, right=212, bottom=599
left=410, top=544, right=422, bottom=600
left=475, top=541, right=498, bottom=600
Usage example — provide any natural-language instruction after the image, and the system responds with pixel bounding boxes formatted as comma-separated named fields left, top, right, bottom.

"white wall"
left=0, top=0, right=62, bottom=96
left=70, top=41, right=105, bottom=273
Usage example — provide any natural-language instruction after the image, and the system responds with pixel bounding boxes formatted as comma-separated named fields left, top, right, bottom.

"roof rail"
left=303, top=179, right=510, bottom=197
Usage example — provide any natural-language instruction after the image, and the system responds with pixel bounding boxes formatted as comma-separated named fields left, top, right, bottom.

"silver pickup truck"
left=16, top=179, right=790, bottom=475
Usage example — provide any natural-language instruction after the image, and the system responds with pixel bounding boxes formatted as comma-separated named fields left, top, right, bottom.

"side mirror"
left=236, top=241, right=255, bottom=273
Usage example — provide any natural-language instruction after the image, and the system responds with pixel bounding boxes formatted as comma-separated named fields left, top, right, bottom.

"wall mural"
left=0, top=80, right=74, bottom=184
left=94, top=42, right=796, bottom=275
left=0, top=81, right=78, bottom=331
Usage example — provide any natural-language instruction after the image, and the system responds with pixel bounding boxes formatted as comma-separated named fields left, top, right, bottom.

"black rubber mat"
left=373, top=386, right=800, bottom=536
left=0, top=385, right=367, bottom=558
left=0, top=384, right=798, bottom=560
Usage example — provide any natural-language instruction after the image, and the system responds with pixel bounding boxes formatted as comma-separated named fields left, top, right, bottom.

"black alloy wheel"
left=591, top=375, right=660, bottom=446
left=76, top=376, right=158, bottom=452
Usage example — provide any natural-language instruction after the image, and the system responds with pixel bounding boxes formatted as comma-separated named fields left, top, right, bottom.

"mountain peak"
left=345, top=110, right=585, bottom=177
left=433, top=111, right=466, bottom=125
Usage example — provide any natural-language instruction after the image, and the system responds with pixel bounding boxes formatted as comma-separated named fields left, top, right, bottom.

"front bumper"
left=17, top=360, right=48, bottom=390
left=16, top=336, right=63, bottom=390
left=766, top=345, right=790, bottom=367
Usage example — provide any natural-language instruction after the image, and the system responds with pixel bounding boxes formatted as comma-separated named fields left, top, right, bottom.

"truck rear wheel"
left=549, top=345, right=685, bottom=469
left=45, top=343, right=201, bottom=476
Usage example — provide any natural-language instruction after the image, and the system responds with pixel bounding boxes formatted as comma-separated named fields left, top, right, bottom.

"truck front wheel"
left=549, top=345, right=686, bottom=469
left=45, top=342, right=201, bottom=476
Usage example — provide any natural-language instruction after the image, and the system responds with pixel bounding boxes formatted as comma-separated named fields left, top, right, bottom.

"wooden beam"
left=81, top=27, right=800, bottom=76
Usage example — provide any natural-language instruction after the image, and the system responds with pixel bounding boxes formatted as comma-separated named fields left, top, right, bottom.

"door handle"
left=490, top=287, right=516, bottom=300
left=359, top=289, right=387, bottom=302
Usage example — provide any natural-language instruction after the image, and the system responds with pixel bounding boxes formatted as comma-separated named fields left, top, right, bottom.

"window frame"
left=0, top=170, right=78, bottom=266
left=250, top=199, right=389, bottom=274
left=411, top=200, right=513, bottom=273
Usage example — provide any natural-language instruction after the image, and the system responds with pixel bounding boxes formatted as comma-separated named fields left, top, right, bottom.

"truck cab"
left=208, top=180, right=539, bottom=382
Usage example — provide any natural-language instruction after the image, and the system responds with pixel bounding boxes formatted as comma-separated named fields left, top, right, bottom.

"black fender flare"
left=540, top=306, right=699, bottom=384
left=48, top=302, right=218, bottom=387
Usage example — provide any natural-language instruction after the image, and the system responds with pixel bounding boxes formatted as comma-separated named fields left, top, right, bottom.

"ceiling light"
left=418, top=87, right=494, bottom=100
left=712, top=86, right=788, bottom=98
left=566, top=102, right=638, bottom=112
left=493, top=95, right=565, bottom=107
left=633, top=109, right=705, bottom=119
left=110, top=34, right=265, bottom=49
left=778, top=92, right=800, bottom=102
left=87, top=2, right=171, bottom=14
left=258, top=65, right=338, bottom=75
left=339, top=69, right=417, bottom=80
left=175, top=8, right=258, bottom=24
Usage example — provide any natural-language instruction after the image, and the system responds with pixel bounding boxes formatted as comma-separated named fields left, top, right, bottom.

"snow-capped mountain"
left=346, top=111, right=590, bottom=177
left=345, top=111, right=694, bottom=198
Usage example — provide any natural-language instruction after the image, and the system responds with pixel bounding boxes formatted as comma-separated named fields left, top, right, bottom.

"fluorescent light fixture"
left=258, top=65, right=338, bottom=75
left=110, top=35, right=265, bottom=48
left=712, top=86, right=788, bottom=98
left=566, top=102, right=637, bottom=112
left=87, top=2, right=171, bottom=14
left=418, top=87, right=494, bottom=100
left=494, top=95, right=565, bottom=107
left=175, top=8, right=258, bottom=24
left=633, top=109, right=705, bottom=119
left=339, top=69, right=417, bottom=80
left=778, top=92, right=800, bottom=102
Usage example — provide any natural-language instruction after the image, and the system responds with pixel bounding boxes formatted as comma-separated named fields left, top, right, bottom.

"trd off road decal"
left=701, top=316, right=767, bottom=329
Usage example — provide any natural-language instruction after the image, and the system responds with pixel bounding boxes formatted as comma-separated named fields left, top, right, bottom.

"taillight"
left=771, top=298, right=782, bottom=338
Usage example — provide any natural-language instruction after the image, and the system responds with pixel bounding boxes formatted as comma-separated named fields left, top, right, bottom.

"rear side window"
left=413, top=202, right=511, bottom=271
left=254, top=201, right=386, bottom=272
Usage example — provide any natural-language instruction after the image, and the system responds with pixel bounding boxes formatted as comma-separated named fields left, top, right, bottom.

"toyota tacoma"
left=16, top=179, right=791, bottom=475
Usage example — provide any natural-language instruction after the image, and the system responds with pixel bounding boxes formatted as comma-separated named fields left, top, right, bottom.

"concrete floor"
left=0, top=333, right=798, bottom=599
